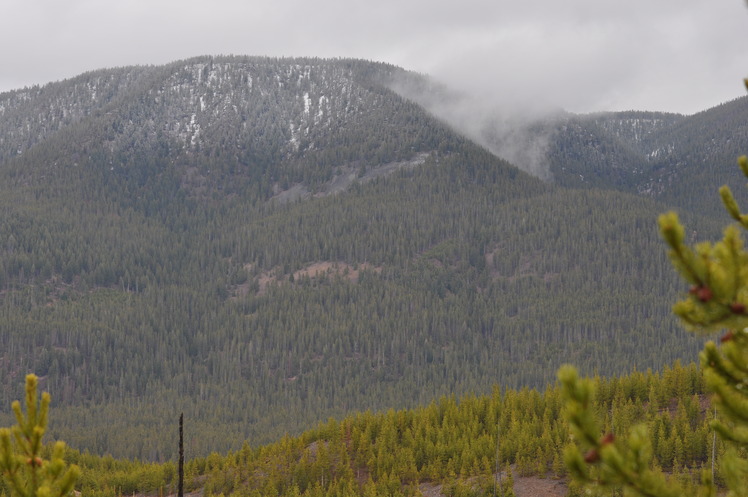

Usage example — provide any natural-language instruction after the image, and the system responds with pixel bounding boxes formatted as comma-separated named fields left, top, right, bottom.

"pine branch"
left=0, top=375, right=80, bottom=497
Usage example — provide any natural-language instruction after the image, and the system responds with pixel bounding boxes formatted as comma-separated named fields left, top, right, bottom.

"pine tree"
left=0, top=374, right=80, bottom=497
left=501, top=464, right=515, bottom=497
left=559, top=80, right=748, bottom=496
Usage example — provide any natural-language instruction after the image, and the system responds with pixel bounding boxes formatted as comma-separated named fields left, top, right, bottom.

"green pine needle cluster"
left=0, top=375, right=79, bottom=497
left=660, top=204, right=748, bottom=332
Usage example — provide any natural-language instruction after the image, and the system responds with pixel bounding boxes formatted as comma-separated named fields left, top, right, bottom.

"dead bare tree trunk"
left=178, top=413, right=184, bottom=497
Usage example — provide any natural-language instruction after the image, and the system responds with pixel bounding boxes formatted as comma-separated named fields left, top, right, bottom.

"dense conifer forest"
left=0, top=364, right=715, bottom=497
left=0, top=56, right=745, bottom=474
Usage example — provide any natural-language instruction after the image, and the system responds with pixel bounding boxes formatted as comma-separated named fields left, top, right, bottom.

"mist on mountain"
left=388, top=71, right=562, bottom=180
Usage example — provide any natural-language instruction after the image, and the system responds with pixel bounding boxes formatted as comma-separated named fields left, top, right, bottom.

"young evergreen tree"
left=0, top=374, right=80, bottom=497
left=559, top=82, right=748, bottom=497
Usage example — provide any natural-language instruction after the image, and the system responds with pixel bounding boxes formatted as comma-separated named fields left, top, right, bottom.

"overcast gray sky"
left=2, top=0, right=747, bottom=114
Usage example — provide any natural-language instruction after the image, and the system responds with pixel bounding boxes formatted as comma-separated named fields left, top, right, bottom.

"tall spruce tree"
left=560, top=81, right=748, bottom=497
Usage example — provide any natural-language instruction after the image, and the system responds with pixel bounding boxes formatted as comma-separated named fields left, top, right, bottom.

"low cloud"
left=390, top=73, right=560, bottom=180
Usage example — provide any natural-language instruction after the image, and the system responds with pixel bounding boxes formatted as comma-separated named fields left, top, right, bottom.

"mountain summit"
left=1, top=56, right=497, bottom=203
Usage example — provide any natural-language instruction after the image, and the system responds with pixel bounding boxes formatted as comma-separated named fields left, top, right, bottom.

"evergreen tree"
left=0, top=375, right=80, bottom=497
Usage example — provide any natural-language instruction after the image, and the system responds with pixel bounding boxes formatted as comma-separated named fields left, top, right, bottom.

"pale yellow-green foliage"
left=0, top=375, right=80, bottom=497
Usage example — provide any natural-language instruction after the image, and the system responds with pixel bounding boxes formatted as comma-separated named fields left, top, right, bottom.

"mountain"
left=542, top=110, right=685, bottom=191
left=0, top=56, right=738, bottom=460
left=392, top=76, right=748, bottom=216
left=510, top=99, right=748, bottom=216
left=0, top=56, right=469, bottom=204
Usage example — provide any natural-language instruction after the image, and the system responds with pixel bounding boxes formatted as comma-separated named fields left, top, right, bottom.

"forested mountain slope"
left=543, top=111, right=684, bottom=191
left=390, top=75, right=748, bottom=217
left=0, top=56, right=462, bottom=201
left=540, top=98, right=748, bottom=216
left=0, top=56, right=731, bottom=460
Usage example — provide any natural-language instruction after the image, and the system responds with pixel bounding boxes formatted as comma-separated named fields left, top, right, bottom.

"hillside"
left=0, top=56, right=738, bottom=460
left=394, top=78, right=748, bottom=216
left=0, top=56, right=464, bottom=201
left=528, top=99, right=748, bottom=216
left=51, top=363, right=713, bottom=497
